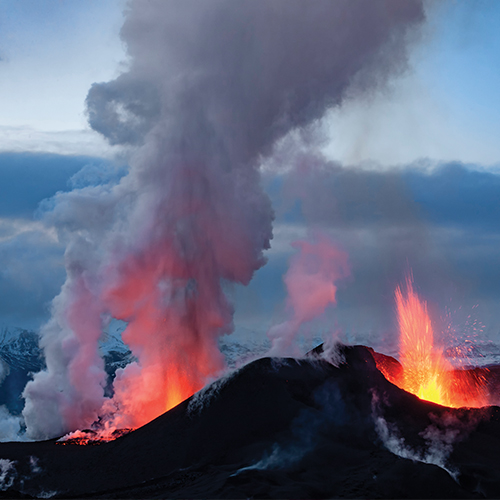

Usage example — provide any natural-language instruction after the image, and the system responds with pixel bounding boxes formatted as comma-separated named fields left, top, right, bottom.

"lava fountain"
left=21, top=0, right=428, bottom=442
left=377, top=276, right=489, bottom=408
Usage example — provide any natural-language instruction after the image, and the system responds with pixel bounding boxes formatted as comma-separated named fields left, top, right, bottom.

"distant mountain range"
left=0, top=325, right=135, bottom=414
left=1, top=323, right=499, bottom=416
left=0, top=325, right=270, bottom=415
left=0, top=327, right=44, bottom=373
left=0, top=327, right=45, bottom=415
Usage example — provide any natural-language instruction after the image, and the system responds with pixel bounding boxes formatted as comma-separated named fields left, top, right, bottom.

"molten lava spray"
left=378, top=276, right=488, bottom=408
left=395, top=276, right=451, bottom=404
left=22, top=0, right=425, bottom=440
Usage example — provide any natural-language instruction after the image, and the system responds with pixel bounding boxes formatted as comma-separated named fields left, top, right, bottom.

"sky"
left=1, top=0, right=500, bottom=356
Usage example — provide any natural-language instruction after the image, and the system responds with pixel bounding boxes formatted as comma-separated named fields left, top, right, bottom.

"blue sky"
left=1, top=0, right=500, bottom=352
left=0, top=0, right=125, bottom=155
left=324, top=0, right=500, bottom=167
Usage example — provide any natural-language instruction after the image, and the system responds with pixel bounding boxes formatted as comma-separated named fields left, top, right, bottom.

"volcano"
left=0, top=345, right=499, bottom=498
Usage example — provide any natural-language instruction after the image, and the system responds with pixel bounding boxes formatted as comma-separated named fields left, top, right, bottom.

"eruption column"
left=22, top=0, right=426, bottom=440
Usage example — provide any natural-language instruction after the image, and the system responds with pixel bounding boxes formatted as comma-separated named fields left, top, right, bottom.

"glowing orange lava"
left=56, top=428, right=133, bottom=446
left=377, top=276, right=488, bottom=408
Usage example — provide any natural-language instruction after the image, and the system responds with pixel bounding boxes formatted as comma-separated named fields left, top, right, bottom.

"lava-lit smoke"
left=377, top=276, right=488, bottom=408
left=268, top=233, right=350, bottom=355
left=22, top=0, right=425, bottom=439
left=97, top=140, right=270, bottom=429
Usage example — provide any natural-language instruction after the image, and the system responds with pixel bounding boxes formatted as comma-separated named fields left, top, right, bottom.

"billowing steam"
left=268, top=232, right=350, bottom=355
left=22, top=0, right=424, bottom=439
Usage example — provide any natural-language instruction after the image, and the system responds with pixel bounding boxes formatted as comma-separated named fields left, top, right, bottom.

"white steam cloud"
left=19, top=0, right=424, bottom=439
left=0, top=459, right=16, bottom=491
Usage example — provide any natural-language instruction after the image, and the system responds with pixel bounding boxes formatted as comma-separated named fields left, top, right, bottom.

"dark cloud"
left=403, top=163, right=500, bottom=232
left=274, top=158, right=500, bottom=236
left=0, top=153, right=125, bottom=329
left=0, top=153, right=118, bottom=217
left=279, top=160, right=421, bottom=230
left=0, top=227, right=65, bottom=329
left=86, top=76, right=161, bottom=146
left=252, top=161, right=500, bottom=345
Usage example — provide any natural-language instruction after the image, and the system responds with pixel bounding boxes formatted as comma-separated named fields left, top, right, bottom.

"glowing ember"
left=377, top=276, right=488, bottom=408
left=56, top=428, right=133, bottom=446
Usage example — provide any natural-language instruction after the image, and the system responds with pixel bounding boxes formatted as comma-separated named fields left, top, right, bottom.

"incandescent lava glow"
left=56, top=428, right=133, bottom=446
left=395, top=276, right=447, bottom=404
left=377, top=276, right=488, bottom=408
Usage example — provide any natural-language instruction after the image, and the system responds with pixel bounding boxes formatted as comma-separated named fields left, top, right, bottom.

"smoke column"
left=268, top=233, right=350, bottom=355
left=22, top=0, right=425, bottom=439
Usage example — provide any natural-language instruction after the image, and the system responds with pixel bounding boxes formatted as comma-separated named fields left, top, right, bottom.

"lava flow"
left=376, top=276, right=489, bottom=408
left=56, top=428, right=133, bottom=446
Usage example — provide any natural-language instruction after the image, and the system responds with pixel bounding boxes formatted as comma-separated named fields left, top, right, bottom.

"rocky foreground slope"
left=0, top=345, right=499, bottom=498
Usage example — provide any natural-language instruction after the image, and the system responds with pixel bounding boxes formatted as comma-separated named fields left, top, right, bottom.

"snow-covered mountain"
left=0, top=325, right=136, bottom=376
left=219, top=336, right=270, bottom=368
left=0, top=327, right=45, bottom=414
left=0, top=325, right=135, bottom=413
left=0, top=323, right=271, bottom=413
left=445, top=340, right=500, bottom=368
left=99, top=322, right=136, bottom=397
left=0, top=327, right=44, bottom=372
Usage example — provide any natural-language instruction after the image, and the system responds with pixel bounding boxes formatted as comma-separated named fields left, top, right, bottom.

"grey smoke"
left=372, top=393, right=481, bottom=480
left=87, top=76, right=161, bottom=146
left=22, top=0, right=425, bottom=439
left=87, top=0, right=424, bottom=158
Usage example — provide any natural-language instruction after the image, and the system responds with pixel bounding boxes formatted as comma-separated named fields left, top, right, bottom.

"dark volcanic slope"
left=1, top=345, right=500, bottom=498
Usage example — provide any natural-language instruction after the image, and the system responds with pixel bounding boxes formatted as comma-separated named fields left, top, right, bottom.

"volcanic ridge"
left=0, top=344, right=499, bottom=498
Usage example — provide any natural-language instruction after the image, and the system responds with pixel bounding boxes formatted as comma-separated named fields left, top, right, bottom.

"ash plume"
left=22, top=0, right=425, bottom=439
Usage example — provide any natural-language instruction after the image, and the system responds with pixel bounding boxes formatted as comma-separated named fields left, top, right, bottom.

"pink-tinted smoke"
left=268, top=233, right=350, bottom=355
left=97, top=154, right=269, bottom=429
left=21, top=0, right=424, bottom=440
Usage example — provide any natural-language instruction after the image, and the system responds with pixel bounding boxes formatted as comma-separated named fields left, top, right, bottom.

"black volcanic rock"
left=0, top=345, right=498, bottom=498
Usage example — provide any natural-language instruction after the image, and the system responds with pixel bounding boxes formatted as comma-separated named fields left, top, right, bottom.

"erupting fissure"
left=20, top=0, right=428, bottom=442
left=376, top=276, right=488, bottom=408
